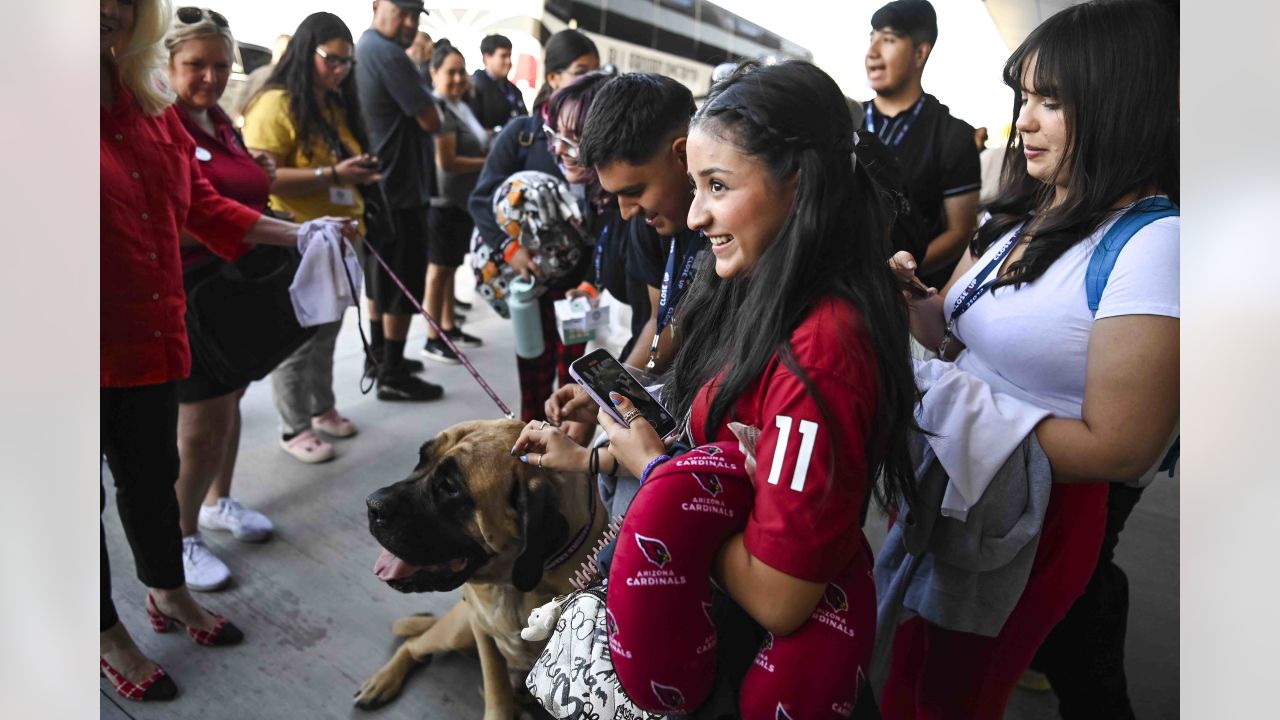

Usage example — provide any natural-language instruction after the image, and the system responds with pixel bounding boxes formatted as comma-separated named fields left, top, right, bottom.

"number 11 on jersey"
left=765, top=415, right=818, bottom=492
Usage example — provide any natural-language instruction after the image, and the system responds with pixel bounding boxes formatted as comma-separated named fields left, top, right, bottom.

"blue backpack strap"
left=1085, top=197, right=1179, bottom=313
left=1085, top=196, right=1181, bottom=476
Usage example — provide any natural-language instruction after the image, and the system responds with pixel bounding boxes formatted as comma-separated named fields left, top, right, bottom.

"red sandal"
left=145, top=593, right=244, bottom=647
left=100, top=657, right=178, bottom=701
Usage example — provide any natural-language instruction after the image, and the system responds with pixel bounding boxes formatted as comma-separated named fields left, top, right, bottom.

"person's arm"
left=365, top=42, right=441, bottom=133
left=920, top=190, right=979, bottom=277
left=1036, top=314, right=1179, bottom=482
left=469, top=121, right=525, bottom=253
left=250, top=149, right=382, bottom=197
left=712, top=535, right=826, bottom=635
left=435, top=132, right=486, bottom=174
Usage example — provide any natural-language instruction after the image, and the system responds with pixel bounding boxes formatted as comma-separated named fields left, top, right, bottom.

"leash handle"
left=360, top=237, right=515, bottom=419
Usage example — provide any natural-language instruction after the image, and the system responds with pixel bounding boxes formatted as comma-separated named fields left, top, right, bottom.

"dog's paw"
left=353, top=669, right=406, bottom=711
left=391, top=612, right=438, bottom=638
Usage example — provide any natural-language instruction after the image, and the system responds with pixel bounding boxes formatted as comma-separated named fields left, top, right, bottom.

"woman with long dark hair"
left=515, top=60, right=919, bottom=716
left=882, top=1, right=1178, bottom=716
left=242, top=11, right=381, bottom=463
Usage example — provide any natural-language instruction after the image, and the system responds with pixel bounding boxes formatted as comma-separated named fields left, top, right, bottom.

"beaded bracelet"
left=640, top=454, right=671, bottom=485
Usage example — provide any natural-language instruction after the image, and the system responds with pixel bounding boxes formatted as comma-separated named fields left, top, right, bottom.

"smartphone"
left=903, top=275, right=933, bottom=298
left=568, top=348, right=679, bottom=438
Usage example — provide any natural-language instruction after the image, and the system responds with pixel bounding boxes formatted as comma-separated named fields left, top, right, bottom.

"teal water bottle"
left=508, top=276, right=545, bottom=359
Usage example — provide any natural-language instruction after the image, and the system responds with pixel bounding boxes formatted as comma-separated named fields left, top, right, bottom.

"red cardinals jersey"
left=690, top=296, right=879, bottom=582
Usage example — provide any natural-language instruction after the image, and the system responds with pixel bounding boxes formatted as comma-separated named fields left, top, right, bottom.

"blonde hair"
left=164, top=8, right=237, bottom=62
left=115, top=0, right=176, bottom=116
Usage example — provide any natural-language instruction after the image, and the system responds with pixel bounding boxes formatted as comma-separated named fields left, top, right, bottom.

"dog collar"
left=543, top=473, right=597, bottom=571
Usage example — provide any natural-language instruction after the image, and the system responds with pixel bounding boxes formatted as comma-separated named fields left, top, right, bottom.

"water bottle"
left=508, top=276, right=545, bottom=359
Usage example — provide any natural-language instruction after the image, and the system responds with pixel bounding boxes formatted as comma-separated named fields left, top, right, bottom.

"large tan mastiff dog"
left=355, top=419, right=606, bottom=719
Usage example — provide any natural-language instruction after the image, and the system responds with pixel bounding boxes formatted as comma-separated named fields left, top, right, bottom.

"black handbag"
left=183, top=244, right=316, bottom=387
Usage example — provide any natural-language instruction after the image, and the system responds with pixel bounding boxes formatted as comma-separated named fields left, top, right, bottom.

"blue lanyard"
left=646, top=237, right=699, bottom=369
left=657, top=238, right=698, bottom=333
left=866, top=97, right=924, bottom=149
left=938, top=228, right=1022, bottom=354
left=593, top=223, right=610, bottom=288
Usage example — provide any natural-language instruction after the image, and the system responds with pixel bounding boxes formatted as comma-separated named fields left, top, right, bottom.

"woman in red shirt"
left=100, top=0, right=354, bottom=702
left=165, top=7, right=278, bottom=594
left=515, top=61, right=920, bottom=716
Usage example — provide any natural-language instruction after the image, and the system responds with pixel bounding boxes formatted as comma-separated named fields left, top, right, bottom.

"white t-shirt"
left=947, top=204, right=1179, bottom=420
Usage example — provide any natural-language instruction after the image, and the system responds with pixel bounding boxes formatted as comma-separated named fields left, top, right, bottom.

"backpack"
left=1085, top=196, right=1180, bottom=480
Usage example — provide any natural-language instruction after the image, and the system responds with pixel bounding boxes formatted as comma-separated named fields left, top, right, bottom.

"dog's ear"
left=511, top=474, right=569, bottom=592
left=414, top=439, right=437, bottom=471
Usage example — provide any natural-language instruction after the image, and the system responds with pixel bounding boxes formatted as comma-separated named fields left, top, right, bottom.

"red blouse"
left=689, top=297, right=881, bottom=583
left=174, top=103, right=270, bottom=269
left=101, top=82, right=262, bottom=388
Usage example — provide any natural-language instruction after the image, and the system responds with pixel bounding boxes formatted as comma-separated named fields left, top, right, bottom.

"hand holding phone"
left=568, top=349, right=678, bottom=438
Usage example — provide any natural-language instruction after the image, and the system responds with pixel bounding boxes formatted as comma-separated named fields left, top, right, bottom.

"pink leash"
left=357, top=238, right=514, bottom=420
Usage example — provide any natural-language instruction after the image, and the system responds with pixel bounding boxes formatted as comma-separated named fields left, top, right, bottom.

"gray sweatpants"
left=271, top=319, right=342, bottom=435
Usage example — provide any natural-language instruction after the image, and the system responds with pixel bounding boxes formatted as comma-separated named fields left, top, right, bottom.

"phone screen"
left=569, top=349, right=678, bottom=438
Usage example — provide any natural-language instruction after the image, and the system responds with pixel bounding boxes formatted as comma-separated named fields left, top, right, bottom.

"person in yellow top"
left=242, top=11, right=382, bottom=463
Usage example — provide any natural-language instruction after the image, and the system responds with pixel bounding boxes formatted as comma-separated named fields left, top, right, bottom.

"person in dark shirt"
left=355, top=0, right=445, bottom=401
left=862, top=0, right=980, bottom=289
left=467, top=33, right=527, bottom=134
left=578, top=73, right=709, bottom=374
left=467, top=29, right=600, bottom=422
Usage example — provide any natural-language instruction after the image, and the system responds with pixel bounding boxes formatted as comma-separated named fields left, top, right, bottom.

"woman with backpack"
left=883, top=1, right=1178, bottom=716
left=467, top=29, right=600, bottom=421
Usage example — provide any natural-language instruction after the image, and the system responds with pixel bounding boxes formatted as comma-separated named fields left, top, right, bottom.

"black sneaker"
left=364, top=353, right=424, bottom=377
left=454, top=296, right=473, bottom=311
left=444, top=327, right=483, bottom=348
left=376, top=370, right=444, bottom=401
left=421, top=337, right=461, bottom=364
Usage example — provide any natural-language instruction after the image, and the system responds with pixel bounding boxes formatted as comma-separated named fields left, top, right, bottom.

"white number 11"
left=764, top=416, right=819, bottom=492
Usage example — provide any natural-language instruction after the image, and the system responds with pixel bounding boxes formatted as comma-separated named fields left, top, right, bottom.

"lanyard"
left=866, top=97, right=924, bottom=149
left=937, top=228, right=1022, bottom=357
left=646, top=237, right=699, bottom=370
left=593, top=223, right=610, bottom=288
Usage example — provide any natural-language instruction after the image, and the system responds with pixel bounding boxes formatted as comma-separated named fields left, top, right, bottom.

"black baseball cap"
left=388, top=0, right=428, bottom=14
left=871, top=0, right=937, bottom=45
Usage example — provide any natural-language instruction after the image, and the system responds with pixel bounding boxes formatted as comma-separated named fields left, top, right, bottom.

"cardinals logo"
left=761, top=632, right=774, bottom=652
left=694, top=473, right=723, bottom=497
left=776, top=703, right=796, bottom=720
left=634, top=534, right=672, bottom=568
left=606, top=608, right=619, bottom=637
left=651, top=681, right=685, bottom=710
left=824, top=583, right=849, bottom=613
left=692, top=445, right=723, bottom=456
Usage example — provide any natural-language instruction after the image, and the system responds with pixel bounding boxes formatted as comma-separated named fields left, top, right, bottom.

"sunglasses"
left=176, top=7, right=229, bottom=28
left=315, top=47, right=356, bottom=69
left=543, top=124, right=580, bottom=159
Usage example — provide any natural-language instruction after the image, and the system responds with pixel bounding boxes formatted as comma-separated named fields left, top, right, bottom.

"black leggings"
left=101, top=382, right=185, bottom=631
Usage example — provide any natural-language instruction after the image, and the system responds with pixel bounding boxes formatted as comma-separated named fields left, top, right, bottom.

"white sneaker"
left=198, top=497, right=274, bottom=543
left=182, top=534, right=230, bottom=592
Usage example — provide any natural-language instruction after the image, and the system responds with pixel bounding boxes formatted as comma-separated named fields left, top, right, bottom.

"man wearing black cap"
left=355, top=0, right=445, bottom=401
left=863, top=0, right=980, bottom=290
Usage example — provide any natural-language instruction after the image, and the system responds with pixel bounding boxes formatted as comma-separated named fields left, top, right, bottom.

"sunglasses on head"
left=176, top=7, right=229, bottom=28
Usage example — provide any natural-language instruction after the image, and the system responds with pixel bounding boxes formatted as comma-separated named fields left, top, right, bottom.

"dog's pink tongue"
left=374, top=548, right=422, bottom=581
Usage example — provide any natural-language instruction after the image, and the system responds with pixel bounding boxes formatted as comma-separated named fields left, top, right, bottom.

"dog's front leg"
left=471, top=616, right=517, bottom=720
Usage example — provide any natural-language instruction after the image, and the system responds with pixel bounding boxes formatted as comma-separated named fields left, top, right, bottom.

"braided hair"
left=662, top=60, right=920, bottom=512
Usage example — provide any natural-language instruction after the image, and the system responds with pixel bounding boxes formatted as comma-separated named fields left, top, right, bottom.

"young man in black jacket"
left=467, top=34, right=526, bottom=135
